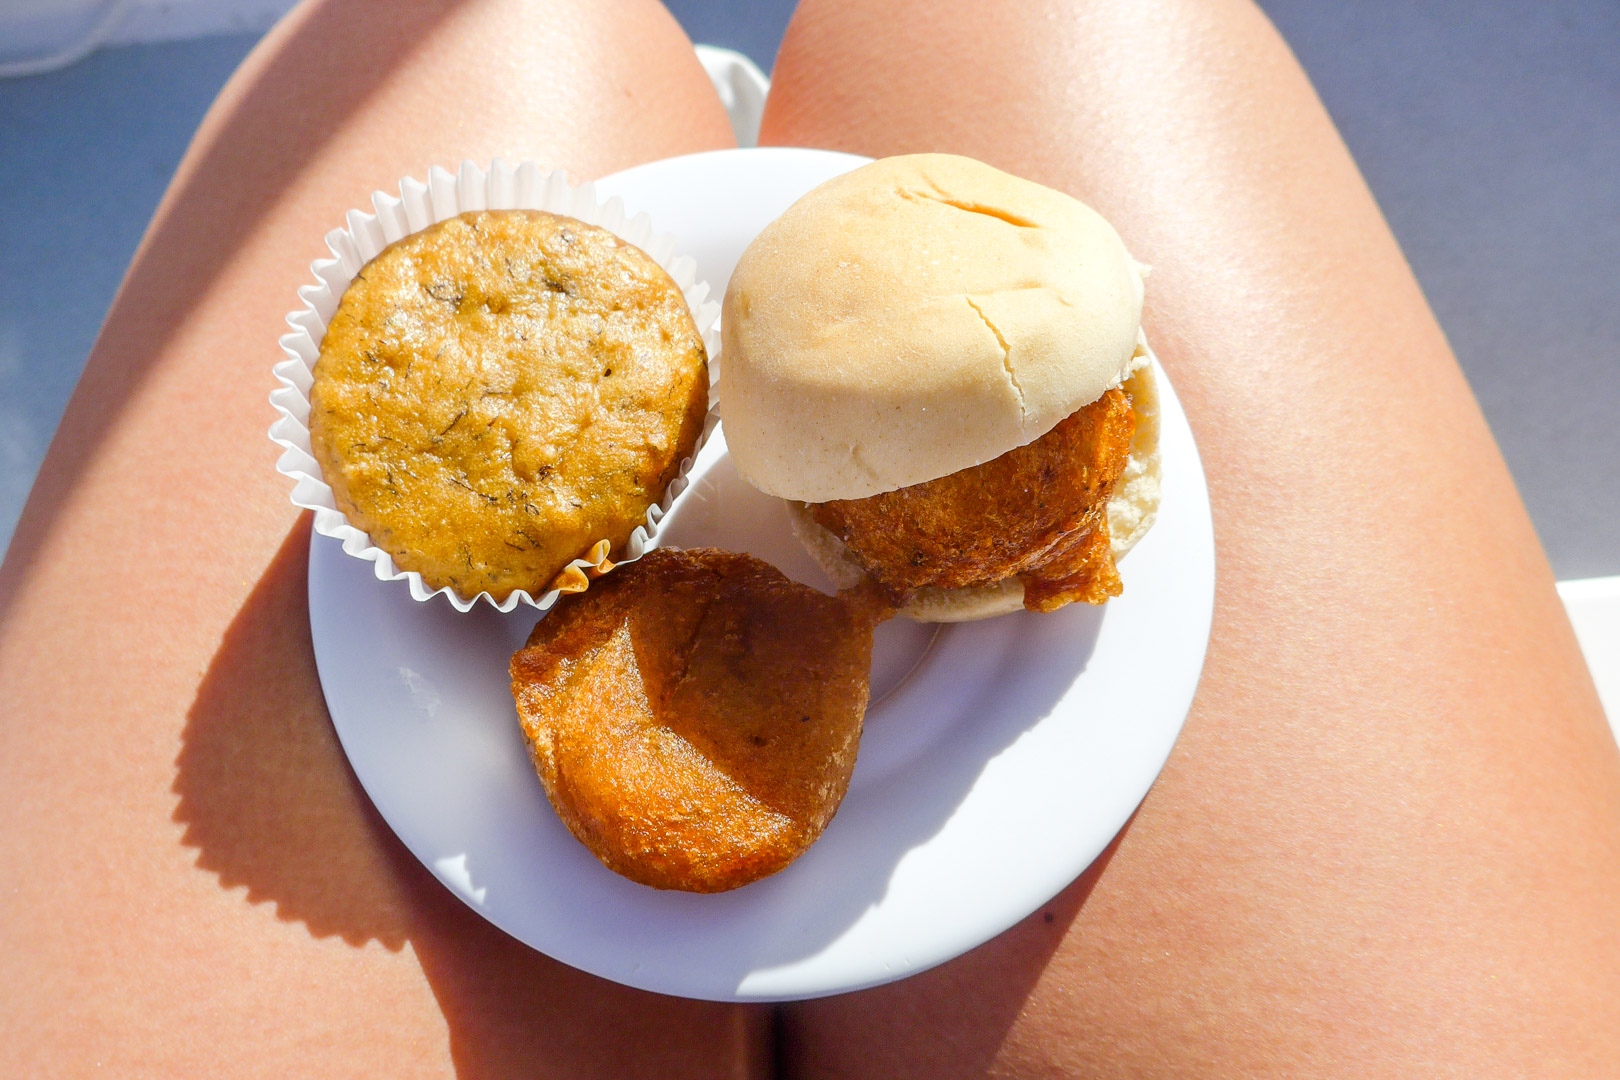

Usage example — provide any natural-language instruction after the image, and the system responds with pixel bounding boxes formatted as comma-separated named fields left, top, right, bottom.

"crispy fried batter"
left=1021, top=520, right=1121, bottom=611
left=509, top=548, right=878, bottom=892
left=809, top=388, right=1135, bottom=610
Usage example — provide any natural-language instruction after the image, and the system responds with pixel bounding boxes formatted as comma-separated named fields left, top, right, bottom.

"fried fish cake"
left=310, top=210, right=708, bottom=602
left=509, top=547, right=880, bottom=892
left=809, top=388, right=1135, bottom=608
left=1020, top=519, right=1121, bottom=611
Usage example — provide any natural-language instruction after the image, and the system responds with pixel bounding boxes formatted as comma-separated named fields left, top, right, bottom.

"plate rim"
left=306, top=145, right=1215, bottom=1002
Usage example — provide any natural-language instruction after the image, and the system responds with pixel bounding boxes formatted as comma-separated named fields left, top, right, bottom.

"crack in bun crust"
left=720, top=154, right=1146, bottom=503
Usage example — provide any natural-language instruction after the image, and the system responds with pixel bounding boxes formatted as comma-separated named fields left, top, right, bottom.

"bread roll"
left=720, top=153, right=1145, bottom=503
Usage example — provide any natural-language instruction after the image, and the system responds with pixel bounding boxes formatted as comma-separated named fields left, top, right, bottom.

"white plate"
left=308, top=147, right=1216, bottom=1002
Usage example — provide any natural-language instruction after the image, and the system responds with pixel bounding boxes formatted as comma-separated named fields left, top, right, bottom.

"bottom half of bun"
left=787, top=359, right=1162, bottom=623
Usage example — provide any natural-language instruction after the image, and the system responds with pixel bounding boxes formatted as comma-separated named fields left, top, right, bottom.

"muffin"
left=510, top=547, right=882, bottom=892
left=308, top=209, right=709, bottom=603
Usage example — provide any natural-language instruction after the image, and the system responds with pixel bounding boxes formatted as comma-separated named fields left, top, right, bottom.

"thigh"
left=0, top=2, right=766, bottom=1076
left=763, top=1, right=1620, bottom=1076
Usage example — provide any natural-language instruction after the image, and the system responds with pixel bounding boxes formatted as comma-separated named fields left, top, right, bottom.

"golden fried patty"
left=810, top=388, right=1135, bottom=611
left=310, top=210, right=708, bottom=602
left=509, top=547, right=878, bottom=892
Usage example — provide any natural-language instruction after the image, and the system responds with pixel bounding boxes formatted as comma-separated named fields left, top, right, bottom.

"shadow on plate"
left=247, top=454, right=1107, bottom=999
left=702, top=598, right=1105, bottom=994
left=537, top=444, right=1111, bottom=992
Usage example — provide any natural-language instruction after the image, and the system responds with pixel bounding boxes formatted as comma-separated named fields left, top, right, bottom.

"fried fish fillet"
left=809, top=388, right=1135, bottom=611
left=509, top=547, right=879, bottom=892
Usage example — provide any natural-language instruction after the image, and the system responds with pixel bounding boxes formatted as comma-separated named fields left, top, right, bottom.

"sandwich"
left=719, top=153, right=1160, bottom=621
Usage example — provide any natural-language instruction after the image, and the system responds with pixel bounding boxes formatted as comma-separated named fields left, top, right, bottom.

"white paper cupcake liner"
left=269, top=159, right=722, bottom=613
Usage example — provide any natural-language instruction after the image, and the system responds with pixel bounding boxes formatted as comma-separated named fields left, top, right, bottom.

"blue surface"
left=1260, top=0, right=1620, bottom=578
left=0, top=32, right=260, bottom=549
left=664, top=0, right=792, bottom=75
left=0, top=2, right=1616, bottom=575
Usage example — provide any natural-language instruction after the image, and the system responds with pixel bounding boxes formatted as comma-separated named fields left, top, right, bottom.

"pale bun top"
left=720, top=153, right=1145, bottom=502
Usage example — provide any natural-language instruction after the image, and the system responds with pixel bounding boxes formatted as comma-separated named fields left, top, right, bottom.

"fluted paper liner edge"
left=269, top=159, right=722, bottom=613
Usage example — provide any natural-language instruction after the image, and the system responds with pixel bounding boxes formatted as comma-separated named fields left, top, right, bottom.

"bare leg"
left=0, top=1, right=766, bottom=1075
left=764, top=0, right=1620, bottom=1075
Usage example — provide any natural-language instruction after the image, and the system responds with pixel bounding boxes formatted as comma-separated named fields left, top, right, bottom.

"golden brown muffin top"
left=510, top=547, right=879, bottom=892
left=309, top=210, right=708, bottom=602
